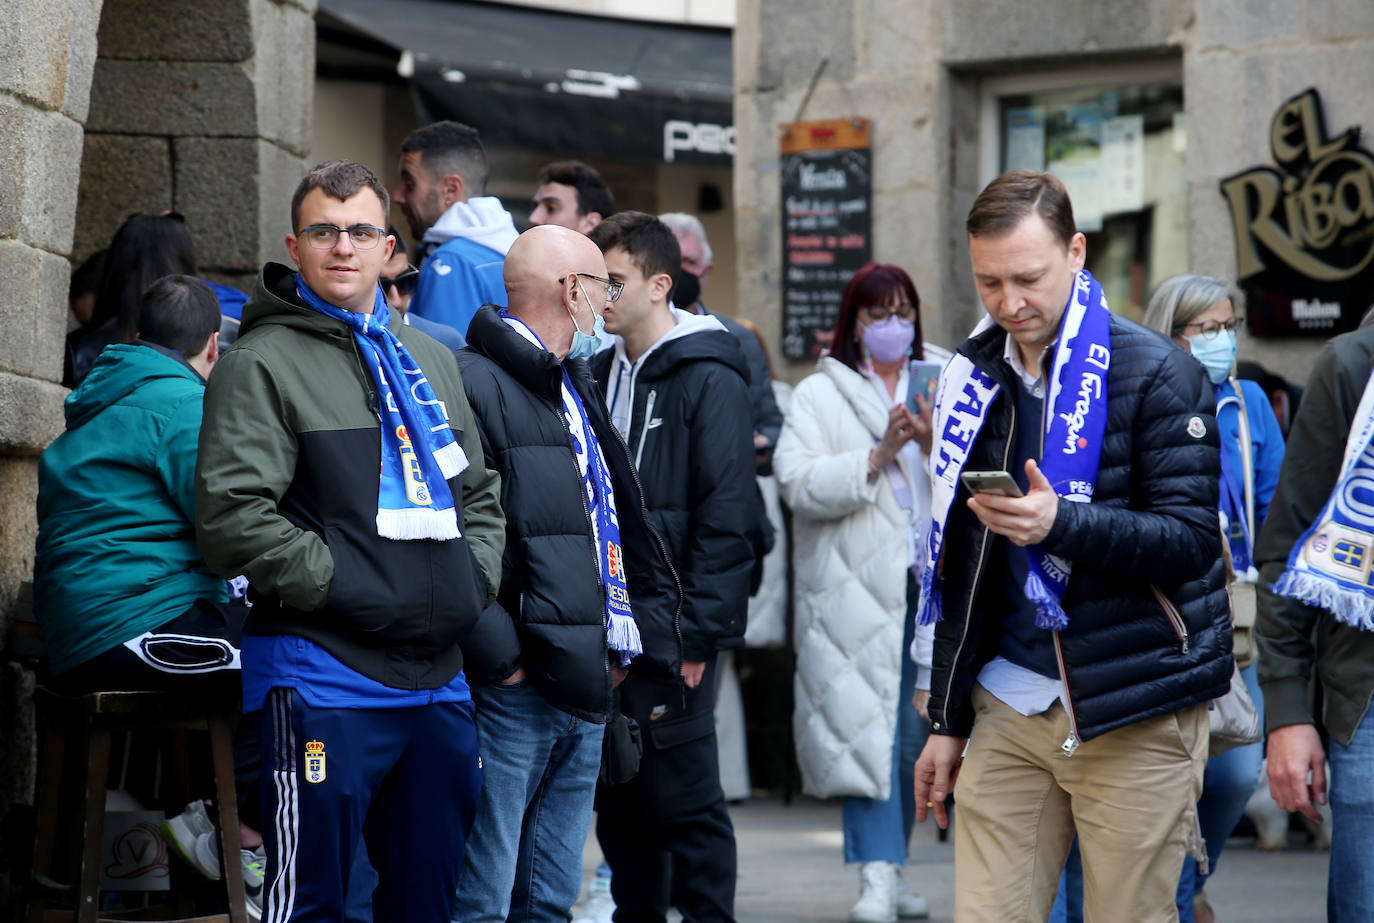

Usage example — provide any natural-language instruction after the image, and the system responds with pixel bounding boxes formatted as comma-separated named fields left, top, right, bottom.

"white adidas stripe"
left=266, top=689, right=300, bottom=922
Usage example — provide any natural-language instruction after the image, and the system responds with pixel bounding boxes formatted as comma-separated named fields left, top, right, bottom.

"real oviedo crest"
left=304, top=740, right=326, bottom=783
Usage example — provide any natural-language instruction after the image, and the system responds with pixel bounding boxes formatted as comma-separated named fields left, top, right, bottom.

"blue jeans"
left=451, top=679, right=605, bottom=923
left=1329, top=701, right=1374, bottom=921
left=1050, top=663, right=1266, bottom=923
left=842, top=594, right=931, bottom=865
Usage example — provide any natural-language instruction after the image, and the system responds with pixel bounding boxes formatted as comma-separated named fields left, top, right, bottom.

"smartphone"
left=907, top=360, right=942, bottom=414
left=960, top=470, right=1024, bottom=498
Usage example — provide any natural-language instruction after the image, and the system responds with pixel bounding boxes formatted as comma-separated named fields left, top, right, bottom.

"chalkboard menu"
left=780, top=118, right=872, bottom=360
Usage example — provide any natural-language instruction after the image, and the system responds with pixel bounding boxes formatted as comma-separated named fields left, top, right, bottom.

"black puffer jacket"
left=590, top=321, right=763, bottom=661
left=928, top=315, right=1233, bottom=744
left=458, top=306, right=683, bottom=721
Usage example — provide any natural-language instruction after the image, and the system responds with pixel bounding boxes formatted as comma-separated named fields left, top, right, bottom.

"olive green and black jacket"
left=1256, top=324, right=1374, bottom=746
left=194, top=263, right=504, bottom=690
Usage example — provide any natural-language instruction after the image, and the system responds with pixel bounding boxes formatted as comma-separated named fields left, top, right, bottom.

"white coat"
left=774, top=355, right=938, bottom=800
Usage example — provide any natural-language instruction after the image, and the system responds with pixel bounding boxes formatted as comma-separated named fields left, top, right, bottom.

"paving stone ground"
left=580, top=796, right=1330, bottom=922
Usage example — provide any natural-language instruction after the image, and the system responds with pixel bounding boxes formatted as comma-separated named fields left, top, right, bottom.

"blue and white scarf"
left=502, top=314, right=642, bottom=663
left=918, top=270, right=1112, bottom=630
left=1274, top=368, right=1374, bottom=630
left=296, top=279, right=467, bottom=540
left=563, top=370, right=642, bottom=665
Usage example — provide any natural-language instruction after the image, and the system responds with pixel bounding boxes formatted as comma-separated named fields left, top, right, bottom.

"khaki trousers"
left=952, top=683, right=1208, bottom=923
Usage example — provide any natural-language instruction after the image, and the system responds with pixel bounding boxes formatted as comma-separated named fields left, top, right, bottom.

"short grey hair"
left=1143, top=274, right=1236, bottom=337
left=658, top=212, right=712, bottom=264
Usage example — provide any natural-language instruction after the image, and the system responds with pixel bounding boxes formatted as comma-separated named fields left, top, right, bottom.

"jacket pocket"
left=646, top=708, right=715, bottom=751
left=323, top=524, right=424, bottom=638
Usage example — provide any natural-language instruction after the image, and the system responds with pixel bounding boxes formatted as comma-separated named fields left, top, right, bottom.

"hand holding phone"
left=960, top=470, right=1024, bottom=498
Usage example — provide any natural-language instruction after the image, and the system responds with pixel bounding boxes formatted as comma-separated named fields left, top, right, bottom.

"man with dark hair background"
left=588, top=210, right=761, bottom=923
left=394, top=120, right=518, bottom=335
left=529, top=160, right=615, bottom=233
left=37, top=273, right=232, bottom=691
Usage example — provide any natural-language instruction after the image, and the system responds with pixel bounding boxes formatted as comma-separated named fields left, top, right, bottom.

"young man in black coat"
left=451, top=225, right=682, bottom=922
left=588, top=212, right=763, bottom=923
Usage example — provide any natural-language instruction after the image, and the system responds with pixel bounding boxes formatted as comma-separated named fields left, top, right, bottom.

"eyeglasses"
left=381, top=265, right=420, bottom=297
left=862, top=303, right=917, bottom=322
left=560, top=272, right=624, bottom=304
left=297, top=224, right=387, bottom=250
left=1177, top=317, right=1243, bottom=340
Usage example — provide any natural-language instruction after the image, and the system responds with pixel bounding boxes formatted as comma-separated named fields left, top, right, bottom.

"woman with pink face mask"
left=775, top=263, right=949, bottom=923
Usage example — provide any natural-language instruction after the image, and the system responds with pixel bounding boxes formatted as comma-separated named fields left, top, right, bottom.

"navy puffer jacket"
left=927, top=314, right=1233, bottom=744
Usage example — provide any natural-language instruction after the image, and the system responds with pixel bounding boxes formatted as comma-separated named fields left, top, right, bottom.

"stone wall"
left=0, top=1, right=315, bottom=911
left=75, top=0, right=316, bottom=287
left=735, top=0, right=1374, bottom=386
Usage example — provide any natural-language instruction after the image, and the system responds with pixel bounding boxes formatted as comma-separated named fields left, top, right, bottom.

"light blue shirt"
left=975, top=333, right=1066, bottom=716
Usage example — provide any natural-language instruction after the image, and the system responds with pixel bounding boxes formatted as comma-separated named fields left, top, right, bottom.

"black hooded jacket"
left=928, top=314, right=1234, bottom=743
left=457, top=305, right=683, bottom=722
left=590, top=317, right=763, bottom=661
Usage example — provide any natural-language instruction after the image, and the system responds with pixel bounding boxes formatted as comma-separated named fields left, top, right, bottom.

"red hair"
left=827, top=262, right=923, bottom=370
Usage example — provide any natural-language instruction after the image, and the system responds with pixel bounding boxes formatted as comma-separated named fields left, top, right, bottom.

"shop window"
left=980, top=64, right=1185, bottom=320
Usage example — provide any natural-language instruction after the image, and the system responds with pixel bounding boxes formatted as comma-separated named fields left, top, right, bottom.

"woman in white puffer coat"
left=775, top=263, right=945, bottom=923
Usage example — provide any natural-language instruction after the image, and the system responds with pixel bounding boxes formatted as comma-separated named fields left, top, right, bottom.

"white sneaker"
left=161, top=801, right=221, bottom=880
left=572, top=875, right=615, bottom=923
left=895, top=870, right=929, bottom=919
left=849, top=861, right=897, bottom=923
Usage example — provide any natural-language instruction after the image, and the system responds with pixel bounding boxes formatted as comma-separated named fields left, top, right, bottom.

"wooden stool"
left=28, top=687, right=249, bottom=923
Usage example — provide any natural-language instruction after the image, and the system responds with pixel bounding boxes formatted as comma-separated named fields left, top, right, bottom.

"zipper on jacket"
left=933, top=395, right=1016, bottom=733
left=604, top=402, right=685, bottom=684
left=1151, top=585, right=1190, bottom=654
left=634, top=389, right=657, bottom=471
left=1032, top=359, right=1082, bottom=757
left=1052, top=632, right=1081, bottom=756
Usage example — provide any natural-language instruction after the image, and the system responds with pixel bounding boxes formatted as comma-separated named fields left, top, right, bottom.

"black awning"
left=317, top=0, right=735, bottom=165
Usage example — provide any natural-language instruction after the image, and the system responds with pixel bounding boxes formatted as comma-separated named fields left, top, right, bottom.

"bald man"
left=451, top=226, right=683, bottom=923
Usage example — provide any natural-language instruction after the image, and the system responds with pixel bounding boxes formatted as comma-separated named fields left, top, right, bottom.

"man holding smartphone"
left=914, top=170, right=1232, bottom=922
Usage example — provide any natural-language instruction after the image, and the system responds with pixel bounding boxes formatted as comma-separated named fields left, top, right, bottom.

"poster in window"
left=1045, top=102, right=1104, bottom=231
left=1005, top=106, right=1046, bottom=172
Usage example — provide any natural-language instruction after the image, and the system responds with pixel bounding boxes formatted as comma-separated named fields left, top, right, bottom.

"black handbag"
left=599, top=690, right=643, bottom=785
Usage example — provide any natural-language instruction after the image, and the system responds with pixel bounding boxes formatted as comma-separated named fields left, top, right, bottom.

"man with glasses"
left=449, top=225, right=682, bottom=922
left=384, top=226, right=464, bottom=351
left=587, top=211, right=763, bottom=923
left=195, top=159, right=505, bottom=922
left=394, top=121, right=518, bottom=337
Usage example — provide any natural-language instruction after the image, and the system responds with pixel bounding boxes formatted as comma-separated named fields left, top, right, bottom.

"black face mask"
left=671, top=269, right=701, bottom=310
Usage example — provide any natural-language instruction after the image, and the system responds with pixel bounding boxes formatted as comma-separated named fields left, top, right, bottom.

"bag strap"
left=1231, top=377, right=1257, bottom=555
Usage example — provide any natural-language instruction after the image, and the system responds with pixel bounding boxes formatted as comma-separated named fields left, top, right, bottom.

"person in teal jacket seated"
left=35, top=274, right=245, bottom=692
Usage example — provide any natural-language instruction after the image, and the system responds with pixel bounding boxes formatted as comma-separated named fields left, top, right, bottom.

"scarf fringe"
left=1026, top=570, right=1070, bottom=630
left=376, top=507, right=462, bottom=541
left=1275, top=569, right=1374, bottom=631
left=607, top=613, right=643, bottom=667
left=432, top=439, right=469, bottom=481
left=917, top=567, right=943, bottom=626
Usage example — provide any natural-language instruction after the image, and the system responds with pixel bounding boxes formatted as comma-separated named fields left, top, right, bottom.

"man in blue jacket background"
left=393, top=121, right=518, bottom=337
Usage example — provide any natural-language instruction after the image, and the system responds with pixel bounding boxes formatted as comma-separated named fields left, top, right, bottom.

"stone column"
left=0, top=1, right=315, bottom=912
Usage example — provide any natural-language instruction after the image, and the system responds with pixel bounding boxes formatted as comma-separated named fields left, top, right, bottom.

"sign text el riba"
left=1219, top=89, right=1374, bottom=336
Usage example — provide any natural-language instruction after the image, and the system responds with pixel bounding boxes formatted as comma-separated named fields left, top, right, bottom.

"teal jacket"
left=35, top=343, right=227, bottom=675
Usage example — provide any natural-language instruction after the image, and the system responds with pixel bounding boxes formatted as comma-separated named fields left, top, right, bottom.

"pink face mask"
left=861, top=316, right=915, bottom=363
